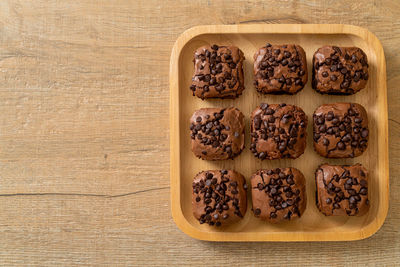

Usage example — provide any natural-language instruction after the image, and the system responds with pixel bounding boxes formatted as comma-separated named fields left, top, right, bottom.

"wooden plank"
left=0, top=0, right=398, bottom=265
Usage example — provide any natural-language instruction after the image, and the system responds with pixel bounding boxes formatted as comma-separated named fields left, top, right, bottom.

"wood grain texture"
left=0, top=0, right=398, bottom=265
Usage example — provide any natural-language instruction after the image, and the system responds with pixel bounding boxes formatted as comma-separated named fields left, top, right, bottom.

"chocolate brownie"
left=251, top=168, right=306, bottom=223
left=250, top=103, right=307, bottom=160
left=190, top=44, right=245, bottom=99
left=312, top=46, right=369, bottom=94
left=313, top=103, right=369, bottom=158
left=192, top=170, right=248, bottom=226
left=315, top=164, right=369, bottom=216
left=190, top=107, right=245, bottom=160
left=253, top=44, right=307, bottom=94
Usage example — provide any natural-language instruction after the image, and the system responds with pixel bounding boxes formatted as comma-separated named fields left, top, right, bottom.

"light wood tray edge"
left=169, top=24, right=389, bottom=242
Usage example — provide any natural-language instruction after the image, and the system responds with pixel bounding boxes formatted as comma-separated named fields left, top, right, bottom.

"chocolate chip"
left=360, top=188, right=367, bottom=195
left=355, top=117, right=363, bottom=123
left=284, top=51, right=291, bottom=58
left=326, top=198, right=332, bottom=204
left=341, top=81, right=349, bottom=88
left=270, top=187, right=277, bottom=195
left=330, top=74, right=337, bottom=81
left=265, top=108, right=274, bottom=115
left=260, top=103, right=269, bottom=110
left=257, top=183, right=264, bottom=190
left=322, top=71, right=328, bottom=77
left=211, top=44, right=219, bottom=50
left=361, top=129, right=369, bottom=138
left=337, top=142, right=345, bottom=150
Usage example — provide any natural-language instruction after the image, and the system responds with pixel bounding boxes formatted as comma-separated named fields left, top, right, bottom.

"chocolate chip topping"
left=313, top=103, right=368, bottom=158
left=312, top=46, right=369, bottom=94
left=253, top=44, right=308, bottom=94
left=250, top=103, right=307, bottom=160
left=192, top=170, right=247, bottom=226
left=251, top=168, right=306, bottom=223
left=190, top=107, right=245, bottom=160
left=190, top=45, right=245, bottom=99
left=315, top=164, right=369, bottom=216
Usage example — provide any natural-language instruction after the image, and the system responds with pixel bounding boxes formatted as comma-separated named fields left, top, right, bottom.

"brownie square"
left=315, top=164, right=369, bottom=216
left=313, top=103, right=369, bottom=158
left=190, top=107, right=245, bottom=160
left=192, top=170, right=248, bottom=226
left=190, top=44, right=245, bottom=99
left=312, top=46, right=369, bottom=94
left=253, top=44, right=307, bottom=94
left=251, top=168, right=306, bottom=223
left=250, top=103, right=307, bottom=160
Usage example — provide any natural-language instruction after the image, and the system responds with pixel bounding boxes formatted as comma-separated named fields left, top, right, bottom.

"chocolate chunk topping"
left=251, top=168, right=306, bottom=222
left=191, top=107, right=245, bottom=160
left=312, top=46, right=369, bottom=95
left=316, top=164, right=369, bottom=216
left=254, top=44, right=308, bottom=94
left=251, top=104, right=307, bottom=160
left=192, top=170, right=247, bottom=226
left=190, top=45, right=245, bottom=99
left=313, top=103, right=369, bottom=158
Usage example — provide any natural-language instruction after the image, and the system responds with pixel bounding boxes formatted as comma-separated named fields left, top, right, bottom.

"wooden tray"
left=169, top=24, right=388, bottom=241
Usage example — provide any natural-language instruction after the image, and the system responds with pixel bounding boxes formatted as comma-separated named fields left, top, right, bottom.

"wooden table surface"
left=0, top=1, right=398, bottom=266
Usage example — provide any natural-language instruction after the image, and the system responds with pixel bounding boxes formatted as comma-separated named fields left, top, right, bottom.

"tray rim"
left=169, top=24, right=389, bottom=242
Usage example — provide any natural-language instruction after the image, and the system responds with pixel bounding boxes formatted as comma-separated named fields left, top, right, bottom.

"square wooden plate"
left=169, top=24, right=388, bottom=241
